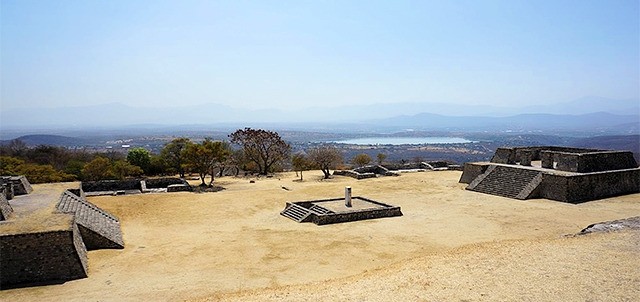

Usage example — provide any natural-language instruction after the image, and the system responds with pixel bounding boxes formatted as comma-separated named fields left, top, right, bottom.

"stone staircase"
left=56, top=190, right=124, bottom=249
left=467, top=165, right=542, bottom=200
left=309, top=204, right=333, bottom=215
left=280, top=204, right=313, bottom=222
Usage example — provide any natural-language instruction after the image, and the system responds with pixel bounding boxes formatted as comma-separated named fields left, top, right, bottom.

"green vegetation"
left=229, top=128, right=291, bottom=175
left=352, top=153, right=372, bottom=167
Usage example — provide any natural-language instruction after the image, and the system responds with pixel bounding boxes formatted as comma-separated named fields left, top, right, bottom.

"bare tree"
left=229, top=128, right=291, bottom=175
left=352, top=153, right=372, bottom=167
left=308, top=146, right=343, bottom=179
left=291, top=152, right=309, bottom=181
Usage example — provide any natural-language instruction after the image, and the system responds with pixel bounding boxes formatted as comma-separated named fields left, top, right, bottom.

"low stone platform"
left=281, top=196, right=402, bottom=225
left=0, top=182, right=123, bottom=288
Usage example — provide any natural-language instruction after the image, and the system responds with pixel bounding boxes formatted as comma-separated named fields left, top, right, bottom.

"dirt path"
left=2, top=171, right=639, bottom=301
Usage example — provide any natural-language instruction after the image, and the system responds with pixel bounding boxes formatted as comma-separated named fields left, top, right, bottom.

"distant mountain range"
left=371, top=112, right=639, bottom=133
left=1, top=96, right=638, bottom=129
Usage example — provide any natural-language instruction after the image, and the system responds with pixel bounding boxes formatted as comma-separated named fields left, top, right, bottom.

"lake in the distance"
left=333, top=137, right=473, bottom=145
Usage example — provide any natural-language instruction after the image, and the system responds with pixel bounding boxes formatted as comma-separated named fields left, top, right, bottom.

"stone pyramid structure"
left=460, top=146, right=640, bottom=203
left=55, top=190, right=124, bottom=250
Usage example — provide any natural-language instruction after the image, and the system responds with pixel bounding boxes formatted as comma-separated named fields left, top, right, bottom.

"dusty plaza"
left=1, top=170, right=639, bottom=301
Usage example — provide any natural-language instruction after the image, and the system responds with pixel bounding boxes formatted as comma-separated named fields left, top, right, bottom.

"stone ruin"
left=334, top=161, right=460, bottom=180
left=0, top=176, right=124, bottom=288
left=81, top=177, right=191, bottom=196
left=281, top=187, right=402, bottom=225
left=1, top=176, right=33, bottom=197
left=459, top=146, right=640, bottom=203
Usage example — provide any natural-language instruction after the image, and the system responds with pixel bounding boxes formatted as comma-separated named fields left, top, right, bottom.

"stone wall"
left=458, top=162, right=490, bottom=184
left=491, top=148, right=517, bottom=164
left=82, top=178, right=190, bottom=193
left=333, top=170, right=377, bottom=179
left=82, top=179, right=141, bottom=192
left=312, top=207, right=403, bottom=225
left=542, top=150, right=638, bottom=173
left=0, top=193, right=13, bottom=221
left=492, top=146, right=605, bottom=165
left=540, top=169, right=640, bottom=203
left=573, top=151, right=638, bottom=173
left=0, top=223, right=88, bottom=287
left=1, top=176, right=33, bottom=196
left=1, top=183, right=15, bottom=200
left=167, top=184, right=192, bottom=192
left=55, top=190, right=124, bottom=250
left=145, top=177, right=189, bottom=189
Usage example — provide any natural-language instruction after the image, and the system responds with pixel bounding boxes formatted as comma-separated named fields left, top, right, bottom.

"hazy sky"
left=1, top=0, right=638, bottom=111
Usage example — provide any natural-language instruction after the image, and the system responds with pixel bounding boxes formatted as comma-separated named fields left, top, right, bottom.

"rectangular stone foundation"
left=281, top=197, right=402, bottom=225
left=0, top=223, right=88, bottom=287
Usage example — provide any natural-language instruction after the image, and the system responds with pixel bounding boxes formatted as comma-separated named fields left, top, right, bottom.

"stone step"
left=55, top=190, right=124, bottom=249
left=469, top=166, right=542, bottom=199
left=281, top=204, right=312, bottom=222
left=309, top=204, right=332, bottom=215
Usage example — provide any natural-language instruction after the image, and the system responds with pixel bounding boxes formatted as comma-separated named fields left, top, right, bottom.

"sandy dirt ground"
left=1, top=170, right=639, bottom=301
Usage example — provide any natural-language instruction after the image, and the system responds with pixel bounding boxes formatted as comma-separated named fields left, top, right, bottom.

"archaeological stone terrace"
left=281, top=187, right=403, bottom=225
left=0, top=176, right=124, bottom=288
left=459, top=146, right=640, bottom=203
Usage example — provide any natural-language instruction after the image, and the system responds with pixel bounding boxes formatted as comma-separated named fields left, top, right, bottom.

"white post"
left=345, top=186, right=352, bottom=207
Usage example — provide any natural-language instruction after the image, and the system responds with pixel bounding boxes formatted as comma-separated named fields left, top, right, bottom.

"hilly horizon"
left=1, top=96, right=638, bottom=131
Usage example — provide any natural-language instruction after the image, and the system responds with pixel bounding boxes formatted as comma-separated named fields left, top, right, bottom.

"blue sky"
left=1, top=0, right=638, bottom=111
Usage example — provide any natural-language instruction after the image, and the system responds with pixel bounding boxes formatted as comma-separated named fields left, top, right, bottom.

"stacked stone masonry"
left=281, top=197, right=403, bottom=225
left=55, top=191, right=124, bottom=250
left=1, top=176, right=124, bottom=288
left=461, top=146, right=640, bottom=203
left=1, top=176, right=33, bottom=196
left=0, top=193, right=13, bottom=221
left=334, top=162, right=454, bottom=180
left=1, top=223, right=88, bottom=287
left=82, top=177, right=191, bottom=195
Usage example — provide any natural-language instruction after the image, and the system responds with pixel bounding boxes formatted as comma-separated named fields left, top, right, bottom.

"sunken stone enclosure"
left=460, top=146, right=640, bottom=203
left=0, top=176, right=124, bottom=288
left=82, top=177, right=191, bottom=195
left=281, top=192, right=402, bottom=225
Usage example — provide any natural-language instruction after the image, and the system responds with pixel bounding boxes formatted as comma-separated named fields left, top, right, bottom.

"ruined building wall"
left=459, top=163, right=490, bottom=184
left=0, top=223, right=88, bottom=287
left=0, top=193, right=13, bottom=221
left=573, top=151, right=638, bottom=172
left=540, top=169, right=640, bottom=203
left=81, top=179, right=141, bottom=192
left=1, top=176, right=33, bottom=196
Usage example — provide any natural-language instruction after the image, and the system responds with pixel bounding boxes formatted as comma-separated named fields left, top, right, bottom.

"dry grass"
left=1, top=170, right=639, bottom=301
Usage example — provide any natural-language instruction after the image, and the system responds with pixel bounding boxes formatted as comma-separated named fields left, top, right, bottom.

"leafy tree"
left=377, top=153, right=387, bottom=165
left=352, top=153, right=372, bottom=167
left=184, top=139, right=231, bottom=186
left=291, top=152, right=309, bottom=181
left=0, top=156, right=25, bottom=175
left=17, top=163, right=74, bottom=183
left=63, top=159, right=86, bottom=179
left=147, top=155, right=169, bottom=176
left=308, top=146, right=343, bottom=179
left=111, top=160, right=144, bottom=180
left=26, top=145, right=69, bottom=170
left=229, top=128, right=291, bottom=175
left=127, top=147, right=151, bottom=174
left=82, top=157, right=114, bottom=181
left=161, top=137, right=191, bottom=178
